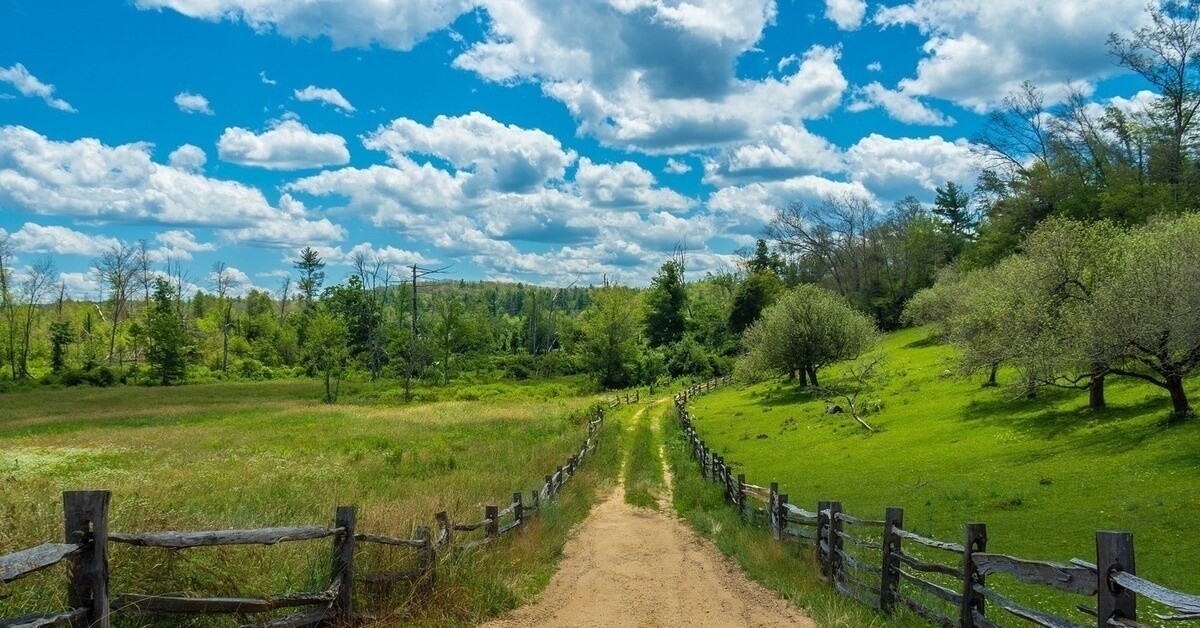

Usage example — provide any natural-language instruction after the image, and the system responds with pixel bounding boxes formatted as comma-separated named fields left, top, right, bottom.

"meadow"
left=685, top=326, right=1200, bottom=625
left=0, top=377, right=624, bottom=626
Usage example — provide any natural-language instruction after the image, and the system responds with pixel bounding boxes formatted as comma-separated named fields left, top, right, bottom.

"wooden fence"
left=0, top=402, right=620, bottom=628
left=675, top=379, right=1200, bottom=628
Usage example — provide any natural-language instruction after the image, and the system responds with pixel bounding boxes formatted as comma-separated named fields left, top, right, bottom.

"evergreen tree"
left=144, top=278, right=189, bottom=385
left=293, top=247, right=326, bottom=309
left=643, top=260, right=686, bottom=347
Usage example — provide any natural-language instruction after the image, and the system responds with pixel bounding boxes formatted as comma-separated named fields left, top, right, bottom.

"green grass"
left=0, top=378, right=626, bottom=627
left=663, top=407, right=924, bottom=628
left=624, top=408, right=665, bottom=509
left=686, top=326, right=1200, bottom=625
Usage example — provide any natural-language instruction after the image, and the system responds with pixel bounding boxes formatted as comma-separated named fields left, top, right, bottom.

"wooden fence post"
left=816, top=500, right=832, bottom=580
left=769, top=483, right=780, bottom=541
left=415, top=524, right=435, bottom=592
left=64, top=490, right=110, bottom=628
left=513, top=492, right=523, bottom=527
left=736, top=474, right=747, bottom=516
left=544, top=474, right=553, bottom=497
left=724, top=465, right=735, bottom=507
left=880, top=507, right=904, bottom=615
left=531, top=490, right=540, bottom=514
left=435, top=511, right=451, bottom=547
left=962, top=523, right=987, bottom=627
left=331, top=505, right=356, bottom=624
left=1097, top=531, right=1137, bottom=627
left=485, top=506, right=499, bottom=538
left=776, top=493, right=789, bottom=543
left=828, top=502, right=844, bottom=588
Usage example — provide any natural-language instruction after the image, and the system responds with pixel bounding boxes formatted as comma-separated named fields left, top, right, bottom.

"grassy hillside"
left=0, top=379, right=625, bottom=626
left=688, top=326, right=1200, bottom=622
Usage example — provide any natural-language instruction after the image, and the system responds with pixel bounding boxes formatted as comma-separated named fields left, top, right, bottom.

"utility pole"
left=405, top=263, right=451, bottom=401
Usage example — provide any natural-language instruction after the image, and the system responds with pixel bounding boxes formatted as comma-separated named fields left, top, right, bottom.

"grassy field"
left=0, top=378, right=626, bottom=626
left=623, top=406, right=665, bottom=509
left=686, top=326, right=1200, bottom=625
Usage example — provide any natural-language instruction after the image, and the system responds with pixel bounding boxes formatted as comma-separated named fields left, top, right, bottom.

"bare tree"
left=765, top=193, right=882, bottom=300
left=973, top=80, right=1054, bottom=178
left=0, top=234, right=16, bottom=378
left=352, top=251, right=393, bottom=380
left=94, top=244, right=138, bottom=364
left=277, top=277, right=291, bottom=323
left=16, top=257, right=56, bottom=378
left=211, top=262, right=235, bottom=372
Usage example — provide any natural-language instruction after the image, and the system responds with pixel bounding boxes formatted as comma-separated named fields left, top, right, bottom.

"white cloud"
left=574, top=158, right=693, bottom=211
left=875, top=0, right=1148, bottom=112
left=707, top=175, right=875, bottom=229
left=867, top=62, right=882, bottom=72
left=217, top=119, right=350, bottom=170
left=59, top=272, right=101, bottom=298
left=259, top=71, right=277, bottom=85
left=847, top=82, right=956, bottom=126
left=344, top=242, right=433, bottom=267
left=6, top=223, right=120, bottom=256
left=294, top=85, right=355, bottom=113
left=0, top=63, right=75, bottom=112
left=1109, top=89, right=1157, bottom=116
left=845, top=133, right=979, bottom=201
left=364, top=112, right=575, bottom=194
left=825, top=0, right=866, bottom=30
left=174, top=91, right=214, bottom=115
left=665, top=158, right=691, bottom=174
left=0, top=125, right=345, bottom=248
left=454, top=2, right=847, bottom=152
left=135, top=0, right=475, bottom=51
left=703, top=123, right=844, bottom=185
left=167, top=144, right=207, bottom=172
left=149, top=229, right=216, bottom=262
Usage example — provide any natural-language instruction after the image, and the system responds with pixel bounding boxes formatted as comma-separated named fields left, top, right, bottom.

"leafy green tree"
left=1095, top=214, right=1200, bottom=420
left=579, top=286, right=643, bottom=389
left=144, top=278, right=190, bottom=385
left=304, top=309, right=349, bottom=403
left=729, top=271, right=783, bottom=334
left=294, top=247, right=326, bottom=309
left=49, top=320, right=73, bottom=374
left=740, top=284, right=878, bottom=388
left=643, top=260, right=687, bottom=347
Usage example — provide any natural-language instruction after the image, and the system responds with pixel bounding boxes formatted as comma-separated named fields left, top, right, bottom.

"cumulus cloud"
left=867, top=62, right=882, bottom=72
left=707, top=175, right=875, bottom=229
left=0, top=63, right=76, bottom=112
left=150, top=229, right=216, bottom=261
left=825, top=0, right=866, bottom=30
left=665, top=158, right=691, bottom=174
left=455, top=2, right=846, bottom=152
left=875, top=0, right=1148, bottom=112
left=174, top=91, right=214, bottom=115
left=847, top=82, right=956, bottom=126
left=259, top=71, right=277, bottom=85
left=844, top=134, right=979, bottom=201
left=364, top=112, right=575, bottom=194
left=58, top=272, right=101, bottom=298
left=0, top=125, right=344, bottom=248
left=574, top=158, right=693, bottom=211
left=168, top=144, right=207, bottom=172
left=294, top=85, right=355, bottom=113
left=217, top=119, right=350, bottom=170
left=344, top=242, right=433, bottom=267
left=703, top=123, right=843, bottom=185
left=134, top=0, right=475, bottom=51
left=6, top=223, right=120, bottom=255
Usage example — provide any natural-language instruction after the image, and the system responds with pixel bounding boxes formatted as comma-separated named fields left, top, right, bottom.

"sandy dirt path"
left=479, top=403, right=813, bottom=628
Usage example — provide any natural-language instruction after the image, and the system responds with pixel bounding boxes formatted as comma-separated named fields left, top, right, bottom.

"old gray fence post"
left=65, top=490, right=110, bottom=628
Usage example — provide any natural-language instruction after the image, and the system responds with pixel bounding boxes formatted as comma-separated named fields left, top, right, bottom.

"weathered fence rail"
left=676, top=378, right=1200, bottom=628
left=0, top=401, right=621, bottom=627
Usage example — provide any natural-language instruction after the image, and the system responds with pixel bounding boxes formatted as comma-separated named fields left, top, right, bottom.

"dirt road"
left=479, top=404, right=812, bottom=628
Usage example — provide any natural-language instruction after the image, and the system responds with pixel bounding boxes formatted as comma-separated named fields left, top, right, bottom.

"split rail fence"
left=0, top=402, right=620, bottom=628
left=676, top=379, right=1200, bottom=628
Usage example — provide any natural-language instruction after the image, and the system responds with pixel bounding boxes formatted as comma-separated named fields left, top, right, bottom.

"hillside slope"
left=689, top=326, right=1200, bottom=595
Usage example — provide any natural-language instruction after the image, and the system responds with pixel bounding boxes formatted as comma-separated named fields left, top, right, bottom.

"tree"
left=579, top=285, right=643, bottom=389
left=16, top=257, right=55, bottom=378
left=1108, top=1, right=1200, bottom=197
left=933, top=181, right=975, bottom=238
left=304, top=309, right=349, bottom=403
left=94, top=244, right=138, bottom=364
left=739, top=284, right=878, bottom=388
left=143, top=278, right=189, bottom=385
left=210, top=262, right=235, bottom=372
left=49, top=320, right=73, bottom=374
left=729, top=271, right=783, bottom=334
left=643, top=260, right=687, bottom=347
left=0, top=234, right=15, bottom=379
left=294, top=247, right=325, bottom=309
left=432, top=296, right=467, bottom=385
left=1094, top=213, right=1200, bottom=420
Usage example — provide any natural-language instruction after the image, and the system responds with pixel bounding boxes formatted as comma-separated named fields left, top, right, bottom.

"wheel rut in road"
left=478, top=402, right=813, bottom=628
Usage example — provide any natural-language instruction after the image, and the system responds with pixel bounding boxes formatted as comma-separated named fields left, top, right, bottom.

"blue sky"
left=0, top=0, right=1157, bottom=297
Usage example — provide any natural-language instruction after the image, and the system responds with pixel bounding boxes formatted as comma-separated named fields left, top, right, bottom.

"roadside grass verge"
left=663, top=410, right=924, bottom=628
left=0, top=379, right=624, bottom=627
left=623, top=406, right=664, bottom=509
